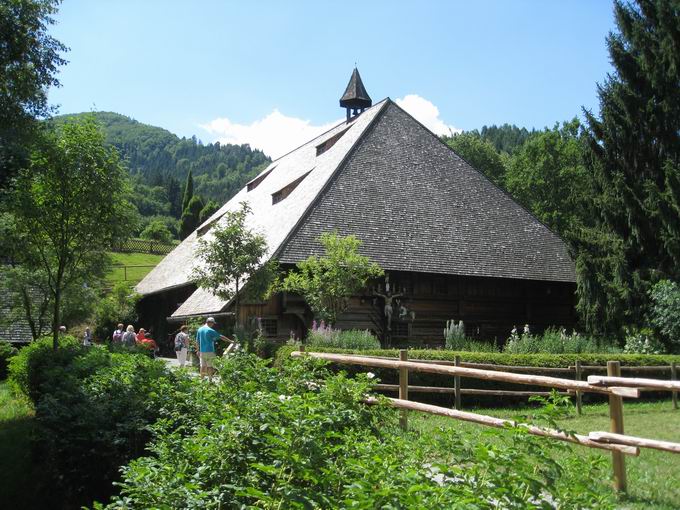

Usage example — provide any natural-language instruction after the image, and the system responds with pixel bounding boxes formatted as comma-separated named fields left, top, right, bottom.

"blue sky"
left=49, top=1, right=616, bottom=158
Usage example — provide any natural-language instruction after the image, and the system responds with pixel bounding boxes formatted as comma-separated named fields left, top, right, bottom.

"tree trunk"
left=52, top=288, right=61, bottom=350
left=234, top=279, right=240, bottom=328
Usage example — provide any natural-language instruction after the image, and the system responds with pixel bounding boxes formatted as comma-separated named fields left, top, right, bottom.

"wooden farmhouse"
left=136, top=70, right=576, bottom=347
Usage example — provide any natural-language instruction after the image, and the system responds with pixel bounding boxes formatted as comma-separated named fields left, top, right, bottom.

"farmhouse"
left=135, top=69, right=576, bottom=346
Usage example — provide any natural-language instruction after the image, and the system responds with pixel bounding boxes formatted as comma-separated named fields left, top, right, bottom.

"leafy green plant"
left=504, top=326, right=620, bottom=354
left=649, top=280, right=680, bottom=351
left=0, top=341, right=18, bottom=380
left=307, top=321, right=380, bottom=350
left=443, top=319, right=497, bottom=351
left=139, top=219, right=173, bottom=243
left=92, top=282, right=140, bottom=341
left=623, top=327, right=665, bottom=354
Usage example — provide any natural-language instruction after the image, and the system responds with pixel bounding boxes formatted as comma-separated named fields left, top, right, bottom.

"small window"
left=316, top=127, right=350, bottom=156
left=272, top=170, right=312, bottom=205
left=247, top=166, right=276, bottom=192
left=261, top=318, right=277, bottom=337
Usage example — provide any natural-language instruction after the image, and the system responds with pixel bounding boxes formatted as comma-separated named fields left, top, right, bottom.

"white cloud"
left=200, top=94, right=459, bottom=159
left=395, top=94, right=461, bottom=136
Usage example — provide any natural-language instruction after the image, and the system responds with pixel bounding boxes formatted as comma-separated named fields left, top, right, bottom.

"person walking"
left=196, top=317, right=229, bottom=379
left=83, top=327, right=93, bottom=346
left=136, top=328, right=146, bottom=343
left=122, top=325, right=137, bottom=347
left=112, top=323, right=124, bottom=344
left=174, top=325, right=190, bottom=368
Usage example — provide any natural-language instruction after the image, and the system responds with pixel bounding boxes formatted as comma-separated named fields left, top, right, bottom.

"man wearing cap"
left=196, top=317, right=228, bottom=378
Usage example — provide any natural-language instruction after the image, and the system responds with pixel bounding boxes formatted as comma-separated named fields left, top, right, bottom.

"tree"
left=0, top=0, right=67, bottom=189
left=11, top=118, right=133, bottom=348
left=505, top=119, right=589, bottom=236
left=199, top=199, right=220, bottom=224
left=444, top=132, right=507, bottom=186
left=179, top=194, right=204, bottom=240
left=140, top=219, right=173, bottom=244
left=192, top=202, right=271, bottom=325
left=575, top=0, right=680, bottom=334
left=167, top=176, right=182, bottom=218
left=274, top=232, right=384, bottom=324
left=181, top=169, right=194, bottom=212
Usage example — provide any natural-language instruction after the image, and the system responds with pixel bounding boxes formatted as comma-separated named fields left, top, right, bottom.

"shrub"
left=504, top=326, right=620, bottom=354
left=92, top=282, right=139, bottom=341
left=101, top=353, right=613, bottom=509
left=649, top=279, right=680, bottom=351
left=139, top=219, right=173, bottom=243
left=623, top=327, right=666, bottom=354
left=0, top=340, right=18, bottom=380
left=307, top=321, right=380, bottom=350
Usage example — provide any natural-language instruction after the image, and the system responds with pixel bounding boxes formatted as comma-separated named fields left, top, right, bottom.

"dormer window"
left=316, top=128, right=350, bottom=157
left=272, top=170, right=312, bottom=205
left=247, top=166, right=275, bottom=192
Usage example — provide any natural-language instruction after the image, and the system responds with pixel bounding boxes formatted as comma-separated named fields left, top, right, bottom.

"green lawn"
left=105, top=252, right=165, bottom=286
left=412, top=400, right=680, bottom=509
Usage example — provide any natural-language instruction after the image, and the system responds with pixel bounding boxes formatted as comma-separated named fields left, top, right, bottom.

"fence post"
left=454, top=355, right=462, bottom=410
left=399, top=349, right=408, bottom=431
left=299, top=344, right=305, bottom=353
left=608, top=361, right=627, bottom=493
left=672, top=362, right=678, bottom=410
left=124, top=266, right=128, bottom=281
left=575, top=360, right=583, bottom=416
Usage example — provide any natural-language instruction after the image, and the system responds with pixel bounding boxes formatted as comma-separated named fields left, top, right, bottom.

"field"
left=412, top=400, right=680, bottom=509
left=105, top=252, right=165, bottom=286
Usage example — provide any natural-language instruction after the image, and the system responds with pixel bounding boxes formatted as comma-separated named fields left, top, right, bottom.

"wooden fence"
left=292, top=348, right=680, bottom=494
left=111, top=238, right=177, bottom=255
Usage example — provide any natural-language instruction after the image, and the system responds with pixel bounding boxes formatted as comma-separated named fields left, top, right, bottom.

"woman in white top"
left=174, top=325, right=190, bottom=368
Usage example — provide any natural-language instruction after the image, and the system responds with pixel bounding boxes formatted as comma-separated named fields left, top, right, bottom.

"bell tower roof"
left=339, top=68, right=372, bottom=115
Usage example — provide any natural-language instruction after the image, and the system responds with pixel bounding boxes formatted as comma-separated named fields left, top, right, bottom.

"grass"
left=411, top=399, right=680, bottom=509
left=0, top=380, right=51, bottom=509
left=105, top=252, right=164, bottom=286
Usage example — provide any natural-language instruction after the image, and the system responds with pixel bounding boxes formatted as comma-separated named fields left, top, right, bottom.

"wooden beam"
left=589, top=431, right=680, bottom=454
left=608, top=361, right=627, bottom=493
left=374, top=384, right=569, bottom=397
left=364, top=397, right=639, bottom=456
left=291, top=352, right=640, bottom=398
left=588, top=375, right=680, bottom=391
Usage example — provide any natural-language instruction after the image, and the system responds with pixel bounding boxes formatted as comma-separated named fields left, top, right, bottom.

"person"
left=174, top=325, right=190, bottom=368
left=136, top=328, right=146, bottom=343
left=83, top=327, right=93, bottom=346
left=59, top=325, right=66, bottom=335
left=140, top=331, right=158, bottom=358
left=196, top=317, right=229, bottom=379
left=122, top=325, right=136, bottom=347
left=112, top=323, right=124, bottom=344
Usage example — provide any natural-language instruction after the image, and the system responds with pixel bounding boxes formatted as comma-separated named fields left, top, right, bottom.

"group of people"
left=111, top=323, right=159, bottom=354
left=174, top=317, right=230, bottom=378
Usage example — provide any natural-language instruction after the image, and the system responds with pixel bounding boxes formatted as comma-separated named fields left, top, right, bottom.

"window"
left=247, top=166, right=275, bottom=192
left=315, top=127, right=350, bottom=156
left=272, top=170, right=312, bottom=205
left=261, top=318, right=277, bottom=337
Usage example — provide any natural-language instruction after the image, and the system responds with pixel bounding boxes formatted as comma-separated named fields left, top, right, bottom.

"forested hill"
left=52, top=112, right=271, bottom=205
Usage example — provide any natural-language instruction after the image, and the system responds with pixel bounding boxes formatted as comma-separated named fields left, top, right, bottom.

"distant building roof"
left=136, top=98, right=575, bottom=319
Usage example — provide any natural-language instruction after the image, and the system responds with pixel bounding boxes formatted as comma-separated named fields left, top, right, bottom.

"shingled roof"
left=136, top=98, right=575, bottom=318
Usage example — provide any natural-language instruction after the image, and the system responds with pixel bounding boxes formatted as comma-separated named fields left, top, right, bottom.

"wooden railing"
left=291, top=348, right=680, bottom=494
left=111, top=238, right=177, bottom=255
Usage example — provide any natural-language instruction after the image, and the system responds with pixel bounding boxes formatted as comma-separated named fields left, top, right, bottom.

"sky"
left=49, top=1, right=617, bottom=159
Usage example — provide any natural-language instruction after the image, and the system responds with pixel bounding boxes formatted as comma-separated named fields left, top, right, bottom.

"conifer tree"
left=199, top=200, right=219, bottom=224
left=575, top=0, right=680, bottom=334
left=181, top=170, right=194, bottom=212
left=179, top=194, right=204, bottom=240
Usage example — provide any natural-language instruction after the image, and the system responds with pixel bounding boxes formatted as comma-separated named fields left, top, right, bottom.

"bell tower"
left=339, top=68, right=372, bottom=122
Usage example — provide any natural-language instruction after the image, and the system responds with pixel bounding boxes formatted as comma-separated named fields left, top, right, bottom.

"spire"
left=339, top=68, right=372, bottom=121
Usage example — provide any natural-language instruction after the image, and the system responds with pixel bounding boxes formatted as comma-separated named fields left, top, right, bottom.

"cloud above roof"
left=200, top=94, right=459, bottom=159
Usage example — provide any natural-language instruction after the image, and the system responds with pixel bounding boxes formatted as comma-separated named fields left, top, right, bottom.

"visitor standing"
left=122, top=325, right=136, bottom=347
left=112, top=323, right=124, bottom=344
left=136, top=328, right=146, bottom=343
left=196, top=317, right=229, bottom=379
left=174, top=325, right=190, bottom=368
left=83, top=327, right=93, bottom=346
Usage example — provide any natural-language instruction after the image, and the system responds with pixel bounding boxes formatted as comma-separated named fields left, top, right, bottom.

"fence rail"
left=292, top=349, right=680, bottom=495
left=111, top=238, right=177, bottom=255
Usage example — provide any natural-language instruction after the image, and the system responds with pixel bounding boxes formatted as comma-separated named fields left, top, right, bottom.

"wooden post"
left=608, top=361, right=627, bottom=493
left=454, top=355, right=462, bottom=410
left=575, top=360, right=583, bottom=416
left=672, top=362, right=678, bottom=410
left=299, top=344, right=305, bottom=353
left=124, top=266, right=127, bottom=281
left=399, top=349, right=408, bottom=431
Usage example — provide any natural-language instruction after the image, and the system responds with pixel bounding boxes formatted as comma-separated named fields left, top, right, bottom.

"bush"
left=307, top=321, right=380, bottom=350
left=0, top=340, right=18, bottom=380
left=139, top=219, right=173, bottom=243
left=504, top=326, right=620, bottom=354
left=92, top=282, right=140, bottom=341
left=102, top=353, right=613, bottom=509
left=624, top=327, right=666, bottom=354
left=649, top=279, right=680, bottom=351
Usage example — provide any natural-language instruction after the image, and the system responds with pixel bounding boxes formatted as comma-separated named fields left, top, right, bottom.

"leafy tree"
left=182, top=169, right=194, bottom=212
left=274, top=232, right=384, bottom=324
left=0, top=0, right=67, bottom=189
left=179, top=194, right=204, bottom=240
left=444, top=132, right=507, bottom=185
left=199, top=199, right=220, bottom=224
left=649, top=280, right=680, bottom=352
left=505, top=119, right=589, bottom=236
left=575, top=0, right=680, bottom=334
left=192, top=202, right=271, bottom=325
left=140, top=219, right=173, bottom=243
left=10, top=118, right=133, bottom=348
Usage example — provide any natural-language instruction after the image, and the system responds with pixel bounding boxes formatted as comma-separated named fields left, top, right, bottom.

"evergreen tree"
left=444, top=132, right=507, bottom=186
left=167, top=176, right=182, bottom=218
left=575, top=0, right=680, bottom=334
left=182, top=170, right=194, bottom=212
left=199, top=200, right=220, bottom=224
left=179, top=194, right=204, bottom=240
